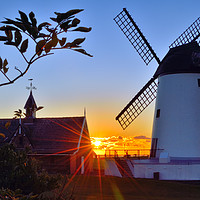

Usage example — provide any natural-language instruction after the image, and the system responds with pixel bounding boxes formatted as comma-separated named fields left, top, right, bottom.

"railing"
left=93, top=149, right=151, bottom=158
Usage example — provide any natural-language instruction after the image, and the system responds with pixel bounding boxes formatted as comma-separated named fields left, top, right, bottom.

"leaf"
left=46, top=27, right=54, bottom=33
left=72, top=27, right=92, bottom=32
left=31, top=26, right=39, bottom=38
left=45, top=40, right=53, bottom=53
left=6, top=25, right=19, bottom=31
left=18, top=10, right=29, bottom=23
left=2, top=18, right=26, bottom=31
left=23, top=23, right=33, bottom=35
left=13, top=22, right=26, bottom=32
left=3, top=65, right=8, bottom=74
left=3, top=59, right=8, bottom=68
left=38, top=22, right=51, bottom=31
left=31, top=18, right=37, bottom=27
left=4, top=41, right=16, bottom=46
left=0, top=57, right=2, bottom=69
left=14, top=30, right=22, bottom=46
left=36, top=40, right=46, bottom=56
left=3, top=59, right=8, bottom=73
left=15, top=17, right=22, bottom=22
left=50, top=17, right=57, bottom=23
left=1, top=19, right=26, bottom=32
left=60, top=20, right=71, bottom=31
left=1, top=18, right=17, bottom=24
left=36, top=106, right=44, bottom=111
left=5, top=29, right=12, bottom=41
left=71, top=38, right=85, bottom=47
left=0, top=25, right=19, bottom=31
left=51, top=32, right=58, bottom=47
left=72, top=49, right=93, bottom=57
left=29, top=12, right=37, bottom=26
left=54, top=12, right=61, bottom=15
left=63, top=42, right=71, bottom=48
left=5, top=121, right=11, bottom=129
left=37, top=33, right=49, bottom=38
left=45, top=33, right=59, bottom=52
left=0, top=36, right=8, bottom=41
left=0, top=26, right=6, bottom=31
left=55, top=9, right=84, bottom=23
left=20, top=39, right=28, bottom=53
left=29, top=11, right=35, bottom=19
left=0, top=133, right=5, bottom=138
left=59, top=38, right=66, bottom=46
left=14, top=109, right=22, bottom=117
left=71, top=18, right=80, bottom=27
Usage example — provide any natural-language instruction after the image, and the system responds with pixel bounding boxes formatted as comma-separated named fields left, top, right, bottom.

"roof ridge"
left=35, top=116, right=85, bottom=119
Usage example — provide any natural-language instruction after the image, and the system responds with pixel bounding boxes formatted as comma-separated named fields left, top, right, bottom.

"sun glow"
left=91, top=136, right=151, bottom=156
left=93, top=140, right=101, bottom=147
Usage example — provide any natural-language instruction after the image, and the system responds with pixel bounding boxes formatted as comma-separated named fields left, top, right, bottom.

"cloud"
left=134, top=135, right=151, bottom=139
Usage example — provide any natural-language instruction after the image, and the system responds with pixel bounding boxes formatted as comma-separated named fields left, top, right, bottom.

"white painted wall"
left=104, top=159, right=122, bottom=177
left=133, top=163, right=200, bottom=180
left=152, top=73, right=200, bottom=158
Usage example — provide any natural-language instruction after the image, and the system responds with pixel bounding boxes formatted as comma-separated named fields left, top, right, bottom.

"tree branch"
left=0, top=69, right=11, bottom=82
left=16, top=46, right=29, bottom=64
left=31, top=52, right=54, bottom=63
left=14, top=66, right=23, bottom=75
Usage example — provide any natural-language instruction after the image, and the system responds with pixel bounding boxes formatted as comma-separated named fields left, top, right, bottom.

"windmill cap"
left=154, top=41, right=200, bottom=78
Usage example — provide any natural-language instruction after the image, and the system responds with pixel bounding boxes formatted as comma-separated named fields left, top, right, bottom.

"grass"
left=60, top=175, right=200, bottom=200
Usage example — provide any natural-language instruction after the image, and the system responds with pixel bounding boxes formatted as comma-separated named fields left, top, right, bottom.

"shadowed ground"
left=62, top=175, right=200, bottom=200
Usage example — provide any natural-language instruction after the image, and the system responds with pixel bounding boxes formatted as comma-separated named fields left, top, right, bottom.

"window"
left=156, top=109, right=160, bottom=118
left=198, top=79, right=200, bottom=87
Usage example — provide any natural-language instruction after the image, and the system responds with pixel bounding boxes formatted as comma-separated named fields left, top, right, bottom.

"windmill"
left=114, top=8, right=200, bottom=159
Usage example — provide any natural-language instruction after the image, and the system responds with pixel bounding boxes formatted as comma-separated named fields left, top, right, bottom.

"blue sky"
left=0, top=0, right=200, bottom=137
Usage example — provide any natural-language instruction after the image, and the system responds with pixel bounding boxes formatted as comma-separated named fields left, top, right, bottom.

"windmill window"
left=156, top=109, right=160, bottom=118
left=198, top=79, right=200, bottom=87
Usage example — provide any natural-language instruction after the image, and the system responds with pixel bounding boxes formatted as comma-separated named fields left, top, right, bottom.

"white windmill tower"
left=114, top=8, right=200, bottom=161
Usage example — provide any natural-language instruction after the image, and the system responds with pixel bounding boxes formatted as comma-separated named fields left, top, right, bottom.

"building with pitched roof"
left=0, top=87, right=93, bottom=174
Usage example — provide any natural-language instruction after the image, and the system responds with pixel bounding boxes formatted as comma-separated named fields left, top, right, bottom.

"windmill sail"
left=169, top=17, right=200, bottom=48
left=114, top=8, right=160, bottom=65
left=116, top=78, right=157, bottom=130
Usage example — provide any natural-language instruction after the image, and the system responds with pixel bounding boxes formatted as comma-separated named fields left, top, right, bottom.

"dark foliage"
left=0, top=144, right=60, bottom=194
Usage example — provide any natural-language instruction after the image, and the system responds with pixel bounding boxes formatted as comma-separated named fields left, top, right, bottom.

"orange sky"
left=91, top=136, right=151, bottom=156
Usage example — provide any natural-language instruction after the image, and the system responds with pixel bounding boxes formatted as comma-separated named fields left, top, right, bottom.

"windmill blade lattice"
left=169, top=17, right=200, bottom=48
left=116, top=78, right=157, bottom=130
left=114, top=8, right=160, bottom=65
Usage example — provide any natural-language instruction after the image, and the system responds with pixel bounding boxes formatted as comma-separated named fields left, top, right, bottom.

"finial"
left=84, top=107, right=86, bottom=117
left=26, top=79, right=36, bottom=92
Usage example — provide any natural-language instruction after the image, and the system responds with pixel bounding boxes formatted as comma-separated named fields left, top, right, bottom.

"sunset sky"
left=0, top=0, right=199, bottom=137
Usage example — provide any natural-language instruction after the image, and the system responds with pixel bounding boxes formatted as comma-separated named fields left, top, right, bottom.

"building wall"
left=132, top=163, right=200, bottom=180
left=32, top=155, right=71, bottom=174
left=104, top=159, right=122, bottom=177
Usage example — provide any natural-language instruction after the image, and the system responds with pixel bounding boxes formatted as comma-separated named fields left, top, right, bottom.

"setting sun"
left=93, top=140, right=101, bottom=147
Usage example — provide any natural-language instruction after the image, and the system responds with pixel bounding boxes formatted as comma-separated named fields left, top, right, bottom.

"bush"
left=0, top=144, right=61, bottom=195
left=0, top=188, right=38, bottom=200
